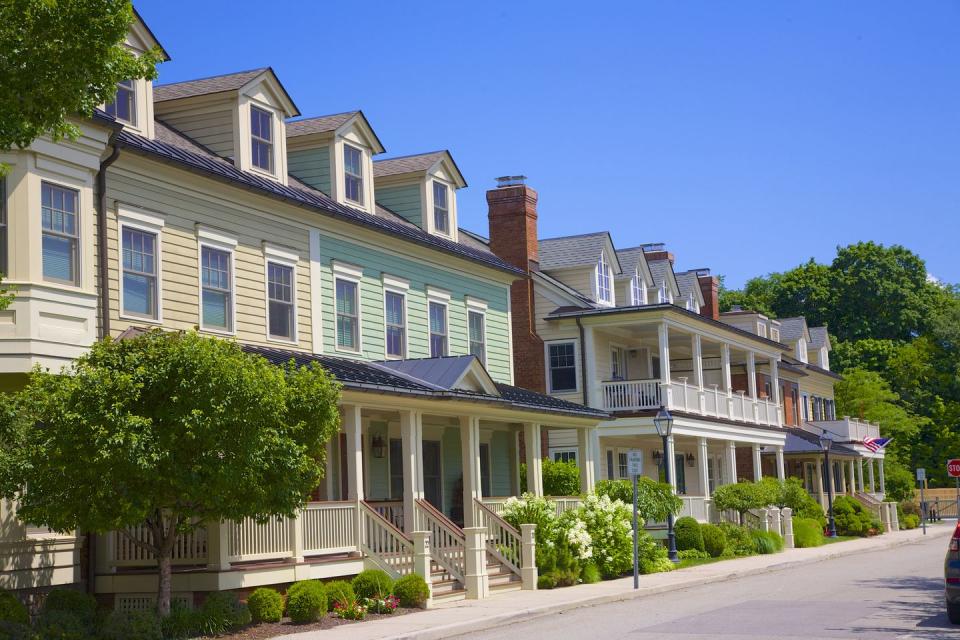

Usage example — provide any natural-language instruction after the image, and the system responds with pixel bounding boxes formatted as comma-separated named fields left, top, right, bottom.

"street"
left=458, top=531, right=955, bottom=640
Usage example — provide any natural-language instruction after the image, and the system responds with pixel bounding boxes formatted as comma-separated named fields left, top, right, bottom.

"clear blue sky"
left=137, top=1, right=960, bottom=288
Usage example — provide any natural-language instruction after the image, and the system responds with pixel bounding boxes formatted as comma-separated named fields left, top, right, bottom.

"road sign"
left=916, top=468, right=926, bottom=482
left=627, top=450, right=643, bottom=477
left=948, top=460, right=960, bottom=478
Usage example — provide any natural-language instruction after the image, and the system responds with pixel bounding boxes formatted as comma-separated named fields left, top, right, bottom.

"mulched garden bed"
left=221, top=607, right=419, bottom=639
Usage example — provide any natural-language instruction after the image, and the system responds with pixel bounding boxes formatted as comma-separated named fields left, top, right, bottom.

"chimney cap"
left=640, top=242, right=666, bottom=252
left=496, top=175, right=527, bottom=188
left=693, top=268, right=712, bottom=276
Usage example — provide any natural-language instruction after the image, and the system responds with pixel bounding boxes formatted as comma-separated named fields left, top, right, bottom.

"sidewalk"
left=276, top=525, right=952, bottom=640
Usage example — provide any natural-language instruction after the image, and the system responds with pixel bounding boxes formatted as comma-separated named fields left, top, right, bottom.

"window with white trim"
left=336, top=278, right=360, bottom=351
left=41, top=182, right=79, bottom=285
left=657, top=282, right=669, bottom=304
left=201, top=245, right=232, bottom=331
left=618, top=452, right=629, bottom=478
left=468, top=309, right=486, bottom=364
left=547, top=341, right=578, bottom=392
left=384, top=290, right=406, bottom=358
left=267, top=262, right=295, bottom=340
left=105, top=79, right=136, bottom=125
left=429, top=301, right=447, bottom=357
left=552, top=449, right=577, bottom=464
left=631, top=273, right=646, bottom=306
left=250, top=106, right=273, bottom=172
left=797, top=339, right=808, bottom=363
left=433, top=181, right=449, bottom=234
left=344, top=145, right=363, bottom=204
left=757, top=323, right=768, bottom=338
left=122, top=227, right=158, bottom=319
left=596, top=252, right=612, bottom=303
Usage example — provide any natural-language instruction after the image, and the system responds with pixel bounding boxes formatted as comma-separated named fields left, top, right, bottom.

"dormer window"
left=105, top=79, right=136, bottom=125
left=596, top=252, right=612, bottom=303
left=657, top=282, right=668, bottom=304
left=757, top=323, right=767, bottom=338
left=250, top=106, right=273, bottom=172
left=630, top=273, right=646, bottom=306
left=344, top=145, right=364, bottom=204
left=433, top=181, right=449, bottom=234
left=797, top=339, right=808, bottom=363
left=686, top=292, right=699, bottom=313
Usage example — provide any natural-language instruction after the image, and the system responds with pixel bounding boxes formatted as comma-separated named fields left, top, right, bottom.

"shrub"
left=537, top=574, right=557, bottom=590
left=100, top=609, right=162, bottom=640
left=677, top=549, right=711, bottom=560
left=285, top=581, right=326, bottom=624
left=0, top=621, right=34, bottom=640
left=793, top=517, right=825, bottom=547
left=750, top=530, right=784, bottom=554
left=574, top=494, right=631, bottom=578
left=794, top=500, right=827, bottom=528
left=0, top=592, right=28, bottom=625
left=34, top=609, right=88, bottom=640
left=351, top=570, right=394, bottom=600
left=159, top=603, right=199, bottom=640
left=674, top=516, right=704, bottom=552
left=832, top=496, right=875, bottom=537
left=595, top=478, right=682, bottom=522
left=393, top=574, right=429, bottom=609
left=41, top=590, right=97, bottom=629
left=717, top=522, right=755, bottom=556
left=580, top=562, right=602, bottom=584
left=332, top=598, right=366, bottom=620
left=247, top=588, right=283, bottom=623
left=640, top=555, right=676, bottom=574
left=501, top=494, right=557, bottom=546
left=196, top=591, right=251, bottom=635
left=542, top=459, right=582, bottom=496
left=700, top=523, right=727, bottom=558
left=324, top=581, right=356, bottom=609
left=903, top=513, right=920, bottom=529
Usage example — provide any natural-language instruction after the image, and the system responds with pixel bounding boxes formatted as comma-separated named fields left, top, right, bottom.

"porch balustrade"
left=601, top=379, right=661, bottom=411
left=678, top=496, right=711, bottom=522
left=413, top=499, right=465, bottom=583
left=480, top=496, right=583, bottom=518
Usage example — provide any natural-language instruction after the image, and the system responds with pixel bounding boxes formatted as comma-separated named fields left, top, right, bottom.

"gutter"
left=576, top=317, right=589, bottom=407
left=96, top=137, right=121, bottom=339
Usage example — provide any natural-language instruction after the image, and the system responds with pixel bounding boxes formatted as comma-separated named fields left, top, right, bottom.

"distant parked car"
left=947, top=521, right=960, bottom=624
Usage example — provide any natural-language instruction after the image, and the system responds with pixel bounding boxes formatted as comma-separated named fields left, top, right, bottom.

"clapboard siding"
left=375, top=184, right=422, bottom=228
left=157, top=105, right=236, bottom=159
left=288, top=146, right=331, bottom=195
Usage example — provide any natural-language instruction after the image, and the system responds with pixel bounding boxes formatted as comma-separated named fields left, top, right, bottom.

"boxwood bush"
left=34, top=608, right=90, bottom=640
left=285, top=581, right=327, bottom=624
left=100, top=609, right=162, bottom=640
left=793, top=517, right=825, bottom=547
left=0, top=591, right=29, bottom=625
left=393, top=574, right=430, bottom=608
left=41, top=589, right=98, bottom=629
left=351, top=570, right=394, bottom=600
left=324, top=581, right=356, bottom=609
left=833, top=496, right=882, bottom=537
left=717, top=522, right=755, bottom=556
left=196, top=591, right=251, bottom=635
left=247, top=587, right=283, bottom=623
left=674, top=516, right=704, bottom=552
left=700, top=523, right=727, bottom=558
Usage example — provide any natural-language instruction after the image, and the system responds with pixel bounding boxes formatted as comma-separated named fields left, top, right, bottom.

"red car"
left=947, top=521, right=960, bottom=624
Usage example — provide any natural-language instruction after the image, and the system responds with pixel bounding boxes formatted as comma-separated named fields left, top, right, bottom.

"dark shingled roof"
left=614, top=246, right=645, bottom=280
left=809, top=326, right=830, bottom=349
left=780, top=427, right=859, bottom=456
left=539, top=232, right=618, bottom=272
left=373, top=151, right=448, bottom=178
left=286, top=112, right=358, bottom=137
left=153, top=68, right=266, bottom=102
left=114, top=122, right=522, bottom=276
left=778, top=317, right=809, bottom=344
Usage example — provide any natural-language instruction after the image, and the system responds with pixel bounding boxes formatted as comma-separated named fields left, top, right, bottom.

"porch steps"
left=486, top=556, right=521, bottom=593
left=430, top=561, right=465, bottom=602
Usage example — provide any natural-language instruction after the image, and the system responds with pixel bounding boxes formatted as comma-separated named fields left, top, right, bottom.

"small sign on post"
left=628, top=449, right=643, bottom=590
left=917, top=468, right=927, bottom=535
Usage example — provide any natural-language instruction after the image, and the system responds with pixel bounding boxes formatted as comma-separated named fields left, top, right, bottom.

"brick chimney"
left=696, top=269, right=720, bottom=320
left=487, top=176, right=545, bottom=393
left=642, top=243, right=675, bottom=265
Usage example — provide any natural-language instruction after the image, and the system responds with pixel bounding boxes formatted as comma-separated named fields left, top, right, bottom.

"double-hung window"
left=433, top=181, right=449, bottom=234
left=552, top=449, right=577, bottom=464
left=250, top=106, right=273, bottom=172
left=596, top=252, right=612, bottom=303
left=468, top=309, right=485, bottom=364
left=201, top=245, right=233, bottom=331
left=267, top=262, right=295, bottom=340
left=631, top=274, right=645, bottom=305
left=336, top=278, right=360, bottom=351
left=384, top=290, right=406, bottom=358
left=548, top=342, right=577, bottom=392
left=122, top=227, right=158, bottom=318
left=105, top=79, right=136, bottom=125
left=41, top=182, right=79, bottom=285
left=344, top=145, right=363, bottom=204
left=429, top=301, right=447, bottom=357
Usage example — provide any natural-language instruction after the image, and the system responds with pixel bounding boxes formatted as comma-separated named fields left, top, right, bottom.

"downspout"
left=576, top=317, right=588, bottom=408
left=87, top=135, right=120, bottom=594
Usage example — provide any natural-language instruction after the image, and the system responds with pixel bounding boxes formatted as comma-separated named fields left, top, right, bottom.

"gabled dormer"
left=809, top=326, right=831, bottom=370
left=102, top=8, right=170, bottom=138
left=286, top=111, right=384, bottom=213
left=778, top=317, right=812, bottom=362
left=538, top=232, right=621, bottom=306
left=373, top=151, right=466, bottom=240
left=675, top=270, right=706, bottom=314
left=642, top=245, right=680, bottom=305
left=615, top=247, right=655, bottom=307
left=153, top=68, right=299, bottom=185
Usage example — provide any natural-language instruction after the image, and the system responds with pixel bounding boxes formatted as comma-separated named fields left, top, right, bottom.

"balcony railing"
left=600, top=378, right=782, bottom=428
left=812, top=417, right=881, bottom=443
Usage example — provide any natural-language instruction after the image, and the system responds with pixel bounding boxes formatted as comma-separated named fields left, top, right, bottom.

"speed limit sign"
left=948, top=459, right=960, bottom=478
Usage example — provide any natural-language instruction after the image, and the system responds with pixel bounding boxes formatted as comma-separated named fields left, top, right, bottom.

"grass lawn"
left=821, top=535, right=859, bottom=544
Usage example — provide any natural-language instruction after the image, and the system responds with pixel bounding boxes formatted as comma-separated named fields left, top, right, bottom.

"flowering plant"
left=576, top=493, right=633, bottom=578
left=332, top=598, right=367, bottom=620
left=363, top=594, right=399, bottom=615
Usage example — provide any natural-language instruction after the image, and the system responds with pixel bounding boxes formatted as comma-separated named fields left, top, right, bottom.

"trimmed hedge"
left=0, top=592, right=28, bottom=625
left=700, top=523, right=727, bottom=558
left=833, top=496, right=882, bottom=537
left=393, top=574, right=430, bottom=608
left=794, top=517, right=825, bottom=547
left=286, top=581, right=327, bottom=624
left=674, top=516, right=704, bottom=552
left=247, top=588, right=283, bottom=623
left=351, top=570, right=394, bottom=600
left=196, top=591, right=251, bottom=636
left=324, top=581, right=356, bottom=609
left=717, top=522, right=755, bottom=556
left=100, top=609, right=162, bottom=640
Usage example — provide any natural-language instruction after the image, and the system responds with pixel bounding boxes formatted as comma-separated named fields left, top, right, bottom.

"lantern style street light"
left=819, top=430, right=838, bottom=538
left=654, top=406, right=679, bottom=563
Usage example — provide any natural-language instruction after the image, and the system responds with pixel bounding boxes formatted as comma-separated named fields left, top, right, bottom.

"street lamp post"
left=819, top=430, right=838, bottom=538
left=654, top=406, right=679, bottom=563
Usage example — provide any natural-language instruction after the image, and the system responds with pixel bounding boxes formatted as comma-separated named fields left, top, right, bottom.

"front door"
left=422, top=440, right=442, bottom=511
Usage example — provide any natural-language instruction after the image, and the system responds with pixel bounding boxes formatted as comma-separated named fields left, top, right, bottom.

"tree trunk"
left=157, top=551, right=172, bottom=617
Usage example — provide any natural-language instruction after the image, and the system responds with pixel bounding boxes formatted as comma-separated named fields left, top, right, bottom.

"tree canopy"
left=0, top=330, right=341, bottom=615
left=0, top=0, right=161, bottom=151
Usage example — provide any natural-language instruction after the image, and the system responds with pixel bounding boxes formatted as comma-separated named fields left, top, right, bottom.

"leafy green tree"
left=594, top=478, right=682, bottom=522
left=0, top=0, right=161, bottom=151
left=0, top=330, right=341, bottom=616
left=712, top=481, right=775, bottom=524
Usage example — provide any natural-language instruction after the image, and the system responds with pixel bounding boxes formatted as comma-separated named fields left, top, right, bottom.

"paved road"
left=459, top=532, right=955, bottom=640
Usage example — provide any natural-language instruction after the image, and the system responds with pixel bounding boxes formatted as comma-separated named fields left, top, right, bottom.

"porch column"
left=839, top=460, right=847, bottom=495
left=666, top=435, right=678, bottom=492
left=523, top=422, right=544, bottom=496
left=746, top=352, right=758, bottom=400
left=847, top=460, right=856, bottom=494
left=698, top=437, right=710, bottom=498
left=589, top=427, right=602, bottom=489
left=726, top=441, right=738, bottom=484
left=856, top=459, right=865, bottom=494
left=582, top=325, right=601, bottom=410
left=752, top=445, right=762, bottom=482
left=343, top=404, right=364, bottom=501
left=721, top=343, right=734, bottom=418
left=692, top=334, right=706, bottom=413
left=325, top=438, right=337, bottom=500
left=769, top=357, right=781, bottom=426
left=461, top=416, right=482, bottom=528
left=658, top=321, right=672, bottom=407
left=815, top=456, right=825, bottom=508
left=400, top=410, right=424, bottom=534
left=577, top=428, right=596, bottom=494
left=878, top=459, right=886, bottom=495
left=775, top=446, right=786, bottom=481
left=868, top=459, right=876, bottom=493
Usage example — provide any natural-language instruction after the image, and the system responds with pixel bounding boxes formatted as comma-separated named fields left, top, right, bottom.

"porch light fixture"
left=819, top=430, right=838, bottom=538
left=653, top=406, right=674, bottom=438
left=371, top=435, right=387, bottom=459
left=653, top=406, right=679, bottom=563
left=652, top=450, right=662, bottom=464
left=686, top=453, right=695, bottom=467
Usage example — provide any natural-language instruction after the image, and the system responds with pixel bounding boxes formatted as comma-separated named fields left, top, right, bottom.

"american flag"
left=863, top=436, right=891, bottom=453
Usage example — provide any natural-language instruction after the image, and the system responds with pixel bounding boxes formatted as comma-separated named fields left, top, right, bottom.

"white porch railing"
left=678, top=496, right=711, bottom=522
left=480, top=496, right=583, bottom=518
left=662, top=380, right=782, bottom=428
left=413, top=499, right=465, bottom=583
left=359, top=502, right=415, bottom=579
left=111, top=524, right=208, bottom=567
left=367, top=500, right=404, bottom=531
left=474, top=500, right=522, bottom=575
left=301, top=501, right=357, bottom=555
left=601, top=379, right=661, bottom=411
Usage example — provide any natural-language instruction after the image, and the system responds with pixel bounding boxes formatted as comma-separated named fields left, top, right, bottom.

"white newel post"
left=523, top=422, right=544, bottom=496
left=758, top=508, right=770, bottom=532
left=781, top=507, right=794, bottom=548
left=577, top=428, right=596, bottom=494
left=880, top=502, right=892, bottom=532
left=463, top=526, right=488, bottom=599
left=726, top=441, right=738, bottom=484
left=413, top=531, right=433, bottom=605
left=890, top=500, right=899, bottom=531
left=775, top=446, right=786, bottom=481
left=768, top=507, right=781, bottom=537
left=401, top=410, right=424, bottom=534
left=287, top=510, right=304, bottom=564
left=752, top=445, right=763, bottom=482
left=747, top=351, right=759, bottom=422
left=868, top=459, right=876, bottom=494
left=658, top=321, right=672, bottom=408
left=878, top=459, right=886, bottom=496
left=769, top=357, right=781, bottom=426
left=461, top=416, right=482, bottom=528
left=698, top=437, right=710, bottom=499
left=721, top=343, right=734, bottom=418
left=206, top=520, right=231, bottom=571
left=520, top=523, right=538, bottom=590
left=692, top=334, right=706, bottom=413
